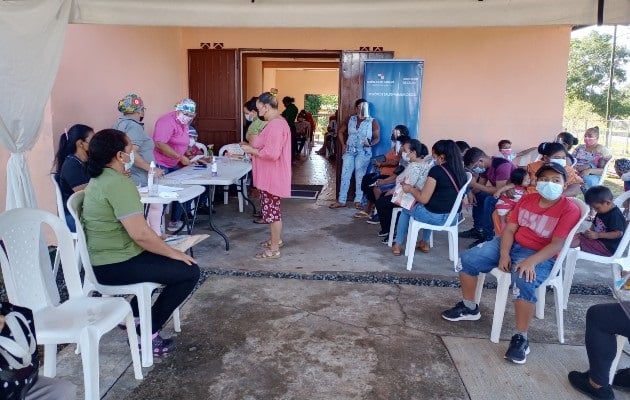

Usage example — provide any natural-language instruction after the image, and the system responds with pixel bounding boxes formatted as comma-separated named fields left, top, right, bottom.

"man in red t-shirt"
left=442, top=163, right=581, bottom=365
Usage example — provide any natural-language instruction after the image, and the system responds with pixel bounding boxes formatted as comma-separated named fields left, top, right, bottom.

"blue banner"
left=363, top=60, right=424, bottom=158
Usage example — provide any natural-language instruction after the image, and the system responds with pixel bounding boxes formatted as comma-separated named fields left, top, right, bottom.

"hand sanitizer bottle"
left=148, top=161, right=157, bottom=195
left=211, top=159, right=218, bottom=177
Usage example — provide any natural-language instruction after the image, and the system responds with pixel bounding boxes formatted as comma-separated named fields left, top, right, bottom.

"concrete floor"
left=54, top=145, right=626, bottom=399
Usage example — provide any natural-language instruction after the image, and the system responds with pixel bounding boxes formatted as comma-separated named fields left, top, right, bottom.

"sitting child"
left=496, top=139, right=516, bottom=161
left=493, top=168, right=530, bottom=229
left=571, top=185, right=626, bottom=256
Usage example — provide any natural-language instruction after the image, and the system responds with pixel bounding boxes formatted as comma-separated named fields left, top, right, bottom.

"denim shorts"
left=459, top=237, right=554, bottom=303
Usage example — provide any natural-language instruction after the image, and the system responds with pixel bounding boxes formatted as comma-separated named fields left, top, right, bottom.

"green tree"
left=566, top=31, right=630, bottom=119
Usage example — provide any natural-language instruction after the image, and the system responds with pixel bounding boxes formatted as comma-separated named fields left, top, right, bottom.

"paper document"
left=165, top=234, right=209, bottom=252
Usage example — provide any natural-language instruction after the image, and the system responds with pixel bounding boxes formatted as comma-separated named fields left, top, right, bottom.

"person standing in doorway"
left=281, top=96, right=299, bottom=161
left=240, top=89, right=292, bottom=259
left=330, top=99, right=381, bottom=209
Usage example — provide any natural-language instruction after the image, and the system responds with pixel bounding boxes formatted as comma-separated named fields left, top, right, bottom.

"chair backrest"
left=50, top=174, right=65, bottom=218
left=219, top=143, right=245, bottom=157
left=547, top=197, right=590, bottom=280
left=609, top=190, right=630, bottom=258
left=67, top=191, right=101, bottom=290
left=443, top=172, right=473, bottom=227
left=194, top=142, right=208, bottom=156
left=0, top=208, right=83, bottom=311
left=597, top=158, right=614, bottom=186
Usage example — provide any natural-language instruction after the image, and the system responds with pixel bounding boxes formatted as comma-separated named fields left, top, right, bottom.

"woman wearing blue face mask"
left=525, top=142, right=583, bottom=197
left=82, top=129, right=200, bottom=356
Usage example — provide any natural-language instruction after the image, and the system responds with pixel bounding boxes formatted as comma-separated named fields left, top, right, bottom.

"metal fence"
left=563, top=118, right=630, bottom=156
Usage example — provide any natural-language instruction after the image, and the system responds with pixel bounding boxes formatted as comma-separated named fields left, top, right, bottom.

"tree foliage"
left=566, top=31, right=630, bottom=118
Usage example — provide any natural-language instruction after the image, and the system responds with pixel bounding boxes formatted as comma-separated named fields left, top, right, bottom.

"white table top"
left=161, top=157, right=252, bottom=186
left=139, top=184, right=205, bottom=205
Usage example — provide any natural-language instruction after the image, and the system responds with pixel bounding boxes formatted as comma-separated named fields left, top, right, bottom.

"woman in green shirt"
left=83, top=129, right=200, bottom=356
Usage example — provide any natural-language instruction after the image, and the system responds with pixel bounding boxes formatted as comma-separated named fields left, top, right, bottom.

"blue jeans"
left=395, top=204, right=452, bottom=245
left=472, top=191, right=498, bottom=240
left=338, top=150, right=371, bottom=203
left=158, top=165, right=185, bottom=222
left=459, top=237, right=554, bottom=303
left=583, top=174, right=600, bottom=189
left=64, top=212, right=76, bottom=233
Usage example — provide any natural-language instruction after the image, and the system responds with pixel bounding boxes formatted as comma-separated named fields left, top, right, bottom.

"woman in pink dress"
left=240, top=89, right=292, bottom=259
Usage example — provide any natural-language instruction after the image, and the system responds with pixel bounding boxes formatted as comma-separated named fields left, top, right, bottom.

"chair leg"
left=52, top=248, right=61, bottom=279
left=474, top=273, right=486, bottom=305
left=238, top=192, right=244, bottom=213
left=406, top=222, right=420, bottom=271
left=138, top=290, right=154, bottom=368
left=173, top=307, right=181, bottom=332
left=563, top=250, right=578, bottom=310
left=535, top=286, right=546, bottom=320
left=223, top=185, right=229, bottom=205
left=451, top=231, right=459, bottom=268
left=43, top=344, right=57, bottom=377
left=124, top=312, right=143, bottom=380
left=490, top=272, right=511, bottom=343
left=611, top=335, right=627, bottom=384
left=79, top=327, right=100, bottom=400
left=387, top=209, right=401, bottom=247
left=553, top=283, right=565, bottom=343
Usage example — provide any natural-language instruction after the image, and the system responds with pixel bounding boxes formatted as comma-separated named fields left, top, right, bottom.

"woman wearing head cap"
left=113, top=93, right=164, bottom=236
left=153, top=98, right=198, bottom=232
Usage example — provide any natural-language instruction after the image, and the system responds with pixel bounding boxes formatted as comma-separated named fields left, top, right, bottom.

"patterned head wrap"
left=175, top=98, right=197, bottom=115
left=117, top=94, right=144, bottom=114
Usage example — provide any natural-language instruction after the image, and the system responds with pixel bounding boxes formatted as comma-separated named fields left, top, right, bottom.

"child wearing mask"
left=493, top=168, right=530, bottom=231
left=497, top=139, right=515, bottom=161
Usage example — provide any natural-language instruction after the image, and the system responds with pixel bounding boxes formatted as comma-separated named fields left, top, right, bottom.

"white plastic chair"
left=563, top=191, right=630, bottom=309
left=219, top=143, right=247, bottom=212
left=194, top=142, right=208, bottom=156
left=404, top=172, right=473, bottom=270
left=0, top=208, right=142, bottom=400
left=473, top=197, right=589, bottom=343
left=387, top=207, right=402, bottom=247
left=68, top=191, right=181, bottom=368
left=50, top=174, right=79, bottom=278
left=596, top=158, right=614, bottom=186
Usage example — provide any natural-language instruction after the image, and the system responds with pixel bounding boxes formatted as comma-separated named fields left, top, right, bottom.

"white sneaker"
left=166, top=221, right=183, bottom=232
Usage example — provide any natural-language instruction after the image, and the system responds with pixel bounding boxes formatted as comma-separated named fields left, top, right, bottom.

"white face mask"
left=177, top=112, right=194, bottom=125
left=401, top=152, right=410, bottom=162
left=536, top=181, right=563, bottom=201
left=123, top=151, right=135, bottom=171
left=245, top=114, right=254, bottom=122
left=550, top=158, right=567, bottom=168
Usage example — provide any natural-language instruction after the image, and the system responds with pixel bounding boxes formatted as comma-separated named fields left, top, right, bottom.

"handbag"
left=0, top=303, right=39, bottom=400
left=440, top=165, right=460, bottom=193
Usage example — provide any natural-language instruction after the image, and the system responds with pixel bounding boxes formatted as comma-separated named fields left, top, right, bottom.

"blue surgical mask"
left=536, top=181, right=563, bottom=201
left=472, top=166, right=486, bottom=174
left=124, top=151, right=135, bottom=171
left=245, top=114, right=254, bottom=122
left=550, top=158, right=567, bottom=168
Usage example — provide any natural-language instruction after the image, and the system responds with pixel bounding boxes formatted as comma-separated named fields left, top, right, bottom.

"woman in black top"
left=392, top=139, right=467, bottom=255
left=53, top=124, right=94, bottom=232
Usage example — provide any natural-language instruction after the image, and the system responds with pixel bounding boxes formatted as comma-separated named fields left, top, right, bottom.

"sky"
left=571, top=24, right=630, bottom=78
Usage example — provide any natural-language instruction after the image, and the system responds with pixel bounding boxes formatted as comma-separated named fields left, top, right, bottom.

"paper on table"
left=157, top=185, right=184, bottom=192
left=165, top=234, right=209, bottom=252
left=191, top=155, right=204, bottom=162
left=159, top=192, right=179, bottom=199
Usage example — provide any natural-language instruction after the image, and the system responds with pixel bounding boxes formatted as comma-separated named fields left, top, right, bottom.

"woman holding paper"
left=391, top=140, right=466, bottom=256
left=83, top=129, right=200, bottom=355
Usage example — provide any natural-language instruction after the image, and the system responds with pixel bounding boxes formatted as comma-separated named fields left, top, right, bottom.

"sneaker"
left=441, top=301, right=481, bottom=322
left=166, top=221, right=184, bottom=232
left=381, top=237, right=392, bottom=244
left=377, top=230, right=389, bottom=237
left=613, top=368, right=630, bottom=392
left=504, top=334, right=530, bottom=364
left=366, top=214, right=380, bottom=224
left=151, top=334, right=176, bottom=356
left=459, top=227, right=483, bottom=239
left=568, top=371, right=615, bottom=400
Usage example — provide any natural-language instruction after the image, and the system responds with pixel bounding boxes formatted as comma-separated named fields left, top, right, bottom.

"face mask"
left=536, top=181, right=563, bottom=201
left=401, top=152, right=410, bottom=162
left=245, top=114, right=254, bottom=122
left=472, top=166, right=486, bottom=174
left=177, top=112, right=194, bottom=125
left=584, top=137, right=597, bottom=146
left=395, top=142, right=401, bottom=153
left=550, top=158, right=567, bottom=168
left=189, top=138, right=196, bottom=147
left=123, top=151, right=135, bottom=171
left=500, top=148, right=512, bottom=156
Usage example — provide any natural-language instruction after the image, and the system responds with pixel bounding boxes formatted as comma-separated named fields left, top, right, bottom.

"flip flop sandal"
left=392, top=244, right=402, bottom=256
left=353, top=211, right=370, bottom=218
left=260, top=240, right=284, bottom=248
left=255, top=249, right=281, bottom=259
left=329, top=202, right=346, bottom=209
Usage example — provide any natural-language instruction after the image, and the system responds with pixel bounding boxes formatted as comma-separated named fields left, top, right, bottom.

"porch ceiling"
left=70, top=0, right=630, bottom=28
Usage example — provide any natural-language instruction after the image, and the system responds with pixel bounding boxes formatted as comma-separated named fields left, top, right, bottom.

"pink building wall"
left=2, top=24, right=571, bottom=211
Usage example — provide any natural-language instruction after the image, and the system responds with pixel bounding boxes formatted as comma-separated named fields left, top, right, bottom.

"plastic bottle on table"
left=211, top=159, right=218, bottom=177
left=148, top=161, right=157, bottom=196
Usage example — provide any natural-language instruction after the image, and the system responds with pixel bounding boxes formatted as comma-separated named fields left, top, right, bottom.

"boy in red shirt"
left=442, top=163, right=581, bottom=364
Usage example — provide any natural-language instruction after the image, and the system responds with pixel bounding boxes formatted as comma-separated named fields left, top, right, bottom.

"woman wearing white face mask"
left=524, top=142, right=583, bottom=197
left=153, top=98, right=198, bottom=232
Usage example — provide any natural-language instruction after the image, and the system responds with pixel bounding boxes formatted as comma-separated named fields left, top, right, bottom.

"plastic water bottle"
left=211, top=159, right=218, bottom=177
left=148, top=161, right=157, bottom=196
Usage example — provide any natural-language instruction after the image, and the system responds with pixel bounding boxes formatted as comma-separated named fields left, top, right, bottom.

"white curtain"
left=0, top=0, right=72, bottom=210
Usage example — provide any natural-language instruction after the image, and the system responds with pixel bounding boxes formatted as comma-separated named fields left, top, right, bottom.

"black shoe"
left=381, top=237, right=392, bottom=244
left=467, top=238, right=490, bottom=249
left=504, top=334, right=530, bottom=364
left=459, top=227, right=483, bottom=239
left=377, top=230, right=389, bottom=237
left=196, top=205, right=210, bottom=215
left=441, top=301, right=481, bottom=322
left=568, top=371, right=615, bottom=400
left=613, top=368, right=630, bottom=392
